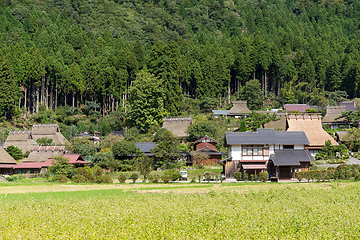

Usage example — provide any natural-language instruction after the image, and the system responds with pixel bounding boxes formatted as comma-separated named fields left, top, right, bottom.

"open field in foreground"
left=0, top=182, right=359, bottom=239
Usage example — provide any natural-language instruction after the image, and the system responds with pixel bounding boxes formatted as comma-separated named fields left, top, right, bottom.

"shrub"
left=6, top=175, right=17, bottom=182
left=234, top=172, right=242, bottom=182
left=129, top=173, right=139, bottom=183
left=161, top=174, right=172, bottom=183
left=149, top=173, right=160, bottom=183
left=244, top=173, right=249, bottom=181
left=94, top=175, right=113, bottom=183
left=6, top=145, right=24, bottom=160
left=250, top=174, right=257, bottom=182
left=172, top=172, right=182, bottom=182
left=259, top=171, right=269, bottom=182
left=204, top=172, right=213, bottom=183
left=118, top=173, right=127, bottom=183
left=190, top=178, right=196, bottom=183
left=72, top=174, right=86, bottom=183
left=295, top=172, right=303, bottom=182
left=53, top=174, right=68, bottom=183
left=77, top=167, right=94, bottom=182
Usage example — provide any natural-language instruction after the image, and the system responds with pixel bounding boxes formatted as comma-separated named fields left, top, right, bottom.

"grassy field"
left=0, top=182, right=359, bottom=239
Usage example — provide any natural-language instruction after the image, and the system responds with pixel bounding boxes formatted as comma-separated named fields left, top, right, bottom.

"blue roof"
left=212, top=110, right=230, bottom=115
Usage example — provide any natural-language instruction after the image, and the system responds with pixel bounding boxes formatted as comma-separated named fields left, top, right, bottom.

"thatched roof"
left=287, top=114, right=338, bottom=148
left=162, top=117, right=192, bottom=138
left=0, top=147, right=17, bottom=164
left=24, top=146, right=66, bottom=162
left=335, top=131, right=349, bottom=142
left=322, top=106, right=347, bottom=123
left=32, top=124, right=60, bottom=135
left=257, top=112, right=288, bottom=131
left=228, top=101, right=250, bottom=115
left=32, top=124, right=68, bottom=145
left=3, top=131, right=36, bottom=154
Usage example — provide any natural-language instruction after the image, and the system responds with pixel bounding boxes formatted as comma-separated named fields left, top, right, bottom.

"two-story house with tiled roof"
left=221, top=129, right=313, bottom=181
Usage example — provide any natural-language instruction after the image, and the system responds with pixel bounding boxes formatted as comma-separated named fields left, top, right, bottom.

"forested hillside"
left=1, top=0, right=360, bottom=123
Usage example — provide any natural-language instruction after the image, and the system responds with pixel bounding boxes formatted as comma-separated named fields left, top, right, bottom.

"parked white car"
left=179, top=171, right=188, bottom=180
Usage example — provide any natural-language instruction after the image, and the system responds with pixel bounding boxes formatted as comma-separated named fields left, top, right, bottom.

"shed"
left=191, top=136, right=225, bottom=165
left=268, top=149, right=313, bottom=180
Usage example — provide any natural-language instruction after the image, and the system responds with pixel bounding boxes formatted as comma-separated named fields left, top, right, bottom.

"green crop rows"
left=0, top=183, right=359, bottom=239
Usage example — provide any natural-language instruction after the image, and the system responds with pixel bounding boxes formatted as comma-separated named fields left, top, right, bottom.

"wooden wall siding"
left=202, top=155, right=222, bottom=165
left=225, top=160, right=240, bottom=179
left=195, top=142, right=217, bottom=150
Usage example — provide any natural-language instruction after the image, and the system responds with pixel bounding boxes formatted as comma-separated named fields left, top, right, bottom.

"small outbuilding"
left=190, top=136, right=225, bottom=165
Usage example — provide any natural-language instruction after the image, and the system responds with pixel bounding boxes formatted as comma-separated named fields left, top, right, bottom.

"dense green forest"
left=1, top=0, right=360, bottom=128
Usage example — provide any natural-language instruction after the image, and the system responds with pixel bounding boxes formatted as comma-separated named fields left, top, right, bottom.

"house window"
left=283, top=145, right=294, bottom=149
left=242, top=145, right=268, bottom=156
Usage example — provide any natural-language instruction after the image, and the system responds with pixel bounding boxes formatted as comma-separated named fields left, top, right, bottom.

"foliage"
left=5, top=145, right=23, bottom=160
left=36, top=137, right=53, bottom=146
left=259, top=171, right=269, bottom=182
left=52, top=174, right=68, bottom=183
left=127, top=70, right=166, bottom=133
left=315, top=141, right=349, bottom=162
left=243, top=80, right=263, bottom=110
left=153, top=129, right=180, bottom=169
left=190, top=151, right=209, bottom=166
left=136, top=155, right=153, bottom=183
left=6, top=175, right=17, bottom=182
left=245, top=112, right=280, bottom=131
left=129, top=173, right=139, bottom=183
left=48, top=156, right=74, bottom=178
left=117, top=173, right=127, bottom=183
left=233, top=172, right=242, bottom=182
left=186, top=121, right=218, bottom=142
left=149, top=172, right=161, bottom=183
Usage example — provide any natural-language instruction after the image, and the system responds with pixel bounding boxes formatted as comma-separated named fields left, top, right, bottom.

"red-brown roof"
left=192, top=135, right=219, bottom=145
left=242, top=165, right=267, bottom=170
left=62, top=154, right=89, bottom=164
left=0, top=164, right=17, bottom=168
left=284, top=104, right=310, bottom=112
left=13, top=160, right=52, bottom=169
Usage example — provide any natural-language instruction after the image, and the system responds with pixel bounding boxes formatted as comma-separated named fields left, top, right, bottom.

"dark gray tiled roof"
left=135, top=142, right=157, bottom=153
left=270, top=149, right=313, bottom=166
left=225, top=129, right=309, bottom=145
left=225, top=129, right=278, bottom=145
left=275, top=131, right=310, bottom=145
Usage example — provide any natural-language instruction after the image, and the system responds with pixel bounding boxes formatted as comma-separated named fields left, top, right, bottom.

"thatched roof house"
left=322, top=106, right=348, bottom=129
left=162, top=117, right=192, bottom=138
left=32, top=124, right=68, bottom=145
left=257, top=112, right=288, bottom=131
left=228, top=101, right=250, bottom=117
left=24, top=146, right=66, bottom=162
left=3, top=131, right=36, bottom=154
left=287, top=114, right=338, bottom=154
left=0, top=147, right=17, bottom=175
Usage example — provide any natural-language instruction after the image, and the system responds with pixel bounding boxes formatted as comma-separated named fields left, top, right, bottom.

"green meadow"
left=0, top=182, right=359, bottom=239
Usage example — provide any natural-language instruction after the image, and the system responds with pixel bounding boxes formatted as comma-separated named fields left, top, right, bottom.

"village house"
left=0, top=147, right=17, bottom=175
left=190, top=135, right=225, bottom=166
left=13, top=154, right=89, bottom=174
left=322, top=106, right=349, bottom=129
left=32, top=124, right=68, bottom=145
left=287, top=113, right=338, bottom=155
left=162, top=117, right=192, bottom=143
left=73, top=131, right=102, bottom=144
left=220, top=129, right=313, bottom=181
left=24, top=146, right=66, bottom=162
left=227, top=101, right=251, bottom=118
left=3, top=131, right=35, bottom=154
